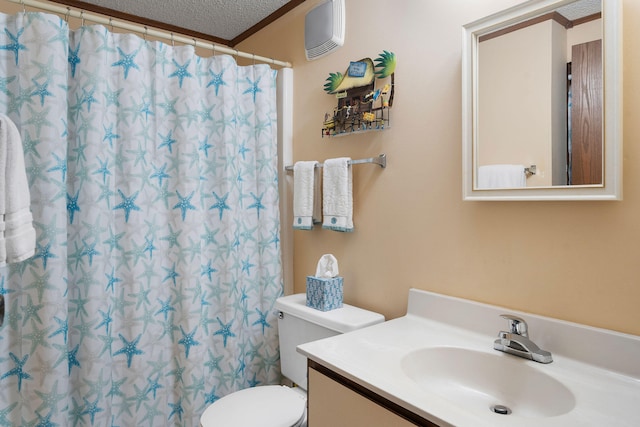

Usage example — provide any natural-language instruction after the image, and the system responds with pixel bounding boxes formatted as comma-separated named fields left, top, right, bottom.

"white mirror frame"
left=462, top=0, right=622, bottom=201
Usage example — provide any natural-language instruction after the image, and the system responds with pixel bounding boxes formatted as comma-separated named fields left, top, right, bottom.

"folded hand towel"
left=0, top=114, right=36, bottom=266
left=293, top=161, right=321, bottom=230
left=322, top=157, right=353, bottom=232
left=477, top=164, right=526, bottom=189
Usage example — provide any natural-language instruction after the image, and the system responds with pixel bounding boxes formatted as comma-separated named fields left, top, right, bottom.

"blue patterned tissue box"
left=306, top=276, right=343, bottom=311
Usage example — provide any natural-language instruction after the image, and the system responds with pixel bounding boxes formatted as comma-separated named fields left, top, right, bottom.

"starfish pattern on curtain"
left=0, top=11, right=282, bottom=426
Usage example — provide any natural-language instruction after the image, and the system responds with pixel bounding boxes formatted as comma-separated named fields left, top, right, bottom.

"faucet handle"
left=500, top=314, right=528, bottom=337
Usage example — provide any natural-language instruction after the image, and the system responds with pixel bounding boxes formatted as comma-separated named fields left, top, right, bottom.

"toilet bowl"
left=199, top=293, right=384, bottom=427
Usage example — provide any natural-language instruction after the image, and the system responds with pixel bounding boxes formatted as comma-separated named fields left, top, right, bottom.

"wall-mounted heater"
left=304, top=0, right=345, bottom=61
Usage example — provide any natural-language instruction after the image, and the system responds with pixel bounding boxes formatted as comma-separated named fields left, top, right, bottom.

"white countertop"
left=297, top=289, right=640, bottom=427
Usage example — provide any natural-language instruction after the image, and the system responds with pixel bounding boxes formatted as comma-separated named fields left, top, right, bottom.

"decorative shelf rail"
left=285, top=154, right=387, bottom=172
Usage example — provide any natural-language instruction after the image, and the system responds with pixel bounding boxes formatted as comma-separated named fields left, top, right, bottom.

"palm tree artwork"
left=374, top=50, right=396, bottom=107
left=321, top=51, right=396, bottom=136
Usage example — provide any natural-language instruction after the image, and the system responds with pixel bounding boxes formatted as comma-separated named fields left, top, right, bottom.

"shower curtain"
left=0, top=11, right=283, bottom=426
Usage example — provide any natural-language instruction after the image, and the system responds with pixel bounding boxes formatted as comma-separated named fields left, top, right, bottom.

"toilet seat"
left=200, top=385, right=307, bottom=427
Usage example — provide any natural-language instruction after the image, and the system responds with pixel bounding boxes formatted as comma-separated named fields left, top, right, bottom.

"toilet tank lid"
left=275, top=294, right=385, bottom=333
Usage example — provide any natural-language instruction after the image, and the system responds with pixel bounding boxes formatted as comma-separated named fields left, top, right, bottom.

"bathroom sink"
left=300, top=290, right=640, bottom=427
left=401, top=346, right=576, bottom=419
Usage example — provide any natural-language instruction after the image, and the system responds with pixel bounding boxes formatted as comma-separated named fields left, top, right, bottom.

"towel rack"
left=284, top=154, right=387, bottom=172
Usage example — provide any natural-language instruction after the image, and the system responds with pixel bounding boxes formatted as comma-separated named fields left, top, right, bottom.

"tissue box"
left=306, top=276, right=343, bottom=311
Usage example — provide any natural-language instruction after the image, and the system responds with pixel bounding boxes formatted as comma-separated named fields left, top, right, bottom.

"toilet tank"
left=275, top=293, right=385, bottom=390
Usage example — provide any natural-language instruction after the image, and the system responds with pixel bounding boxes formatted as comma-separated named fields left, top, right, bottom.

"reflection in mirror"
left=462, top=0, right=622, bottom=201
left=479, top=0, right=602, bottom=188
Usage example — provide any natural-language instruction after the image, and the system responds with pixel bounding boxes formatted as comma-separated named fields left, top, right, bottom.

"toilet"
left=200, top=293, right=385, bottom=427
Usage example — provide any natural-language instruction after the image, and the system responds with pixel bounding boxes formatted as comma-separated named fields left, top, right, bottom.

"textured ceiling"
left=63, top=0, right=600, bottom=46
left=79, top=0, right=298, bottom=44
left=556, top=0, right=601, bottom=20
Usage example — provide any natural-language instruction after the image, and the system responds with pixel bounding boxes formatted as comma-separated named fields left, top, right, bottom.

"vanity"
left=298, top=288, right=640, bottom=426
left=306, top=364, right=425, bottom=426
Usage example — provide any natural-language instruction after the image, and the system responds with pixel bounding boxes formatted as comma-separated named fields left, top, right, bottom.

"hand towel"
left=322, top=157, right=353, bottom=232
left=293, top=161, right=321, bottom=230
left=477, top=164, right=526, bottom=189
left=0, top=114, right=36, bottom=266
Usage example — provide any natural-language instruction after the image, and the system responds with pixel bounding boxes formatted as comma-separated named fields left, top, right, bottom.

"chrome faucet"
left=493, top=314, right=553, bottom=364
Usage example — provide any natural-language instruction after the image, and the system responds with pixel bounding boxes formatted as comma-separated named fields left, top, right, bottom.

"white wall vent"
left=304, top=0, right=345, bottom=61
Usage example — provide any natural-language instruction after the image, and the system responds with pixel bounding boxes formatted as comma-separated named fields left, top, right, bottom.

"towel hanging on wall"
left=322, top=157, right=353, bottom=232
left=293, top=161, right=321, bottom=230
left=477, top=164, right=526, bottom=189
left=0, top=114, right=36, bottom=266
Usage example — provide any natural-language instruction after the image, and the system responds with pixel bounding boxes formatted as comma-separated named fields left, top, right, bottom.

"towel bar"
left=524, top=165, right=536, bottom=176
left=285, top=154, right=387, bottom=172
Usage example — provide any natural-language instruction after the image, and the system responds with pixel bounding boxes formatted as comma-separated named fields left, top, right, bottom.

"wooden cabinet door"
left=307, top=366, right=432, bottom=427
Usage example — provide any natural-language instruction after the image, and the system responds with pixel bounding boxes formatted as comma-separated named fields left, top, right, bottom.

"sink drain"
left=490, top=404, right=512, bottom=415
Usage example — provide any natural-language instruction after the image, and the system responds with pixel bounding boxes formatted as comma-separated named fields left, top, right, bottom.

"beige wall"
left=239, top=0, right=640, bottom=336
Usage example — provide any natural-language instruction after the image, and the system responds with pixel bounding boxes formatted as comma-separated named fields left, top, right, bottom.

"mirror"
left=462, top=0, right=622, bottom=200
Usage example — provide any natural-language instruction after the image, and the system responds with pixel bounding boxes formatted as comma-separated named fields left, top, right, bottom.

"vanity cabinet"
left=307, top=361, right=438, bottom=427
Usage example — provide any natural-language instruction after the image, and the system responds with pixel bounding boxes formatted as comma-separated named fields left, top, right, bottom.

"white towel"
left=322, top=157, right=353, bottom=232
left=0, top=114, right=36, bottom=266
left=477, top=164, right=526, bottom=189
left=293, top=161, right=321, bottom=230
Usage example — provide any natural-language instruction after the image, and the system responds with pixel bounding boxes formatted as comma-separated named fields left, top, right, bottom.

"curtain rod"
left=6, top=0, right=293, bottom=68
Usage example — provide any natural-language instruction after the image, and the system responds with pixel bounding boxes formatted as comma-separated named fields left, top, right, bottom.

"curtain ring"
left=109, top=17, right=114, bottom=32
left=212, top=43, right=216, bottom=56
left=21, top=0, right=25, bottom=14
left=170, top=32, right=174, bottom=47
left=143, top=26, right=148, bottom=41
left=80, top=10, right=85, bottom=26
left=252, top=54, right=256, bottom=66
left=65, top=7, right=71, bottom=23
left=192, top=38, right=197, bottom=48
